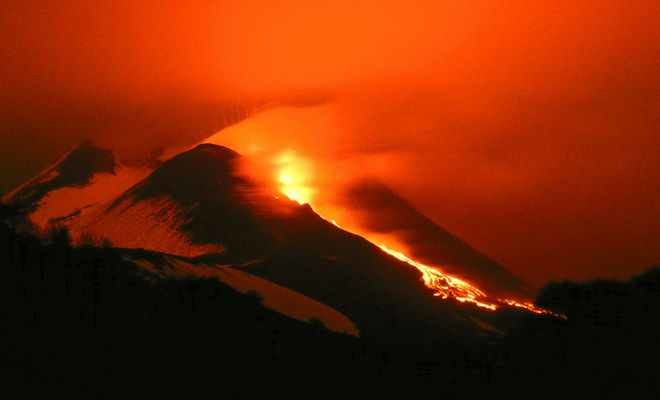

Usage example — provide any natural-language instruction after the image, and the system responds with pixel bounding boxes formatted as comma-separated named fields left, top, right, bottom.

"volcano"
left=3, top=141, right=555, bottom=339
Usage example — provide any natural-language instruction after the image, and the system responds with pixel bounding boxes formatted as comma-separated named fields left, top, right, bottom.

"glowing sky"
left=1, top=0, right=659, bottom=285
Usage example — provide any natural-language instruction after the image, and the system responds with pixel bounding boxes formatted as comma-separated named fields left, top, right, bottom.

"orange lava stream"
left=332, top=210, right=564, bottom=317
left=500, top=299, right=567, bottom=319
left=274, top=152, right=564, bottom=318
left=375, top=244, right=565, bottom=318
left=377, top=244, right=498, bottom=311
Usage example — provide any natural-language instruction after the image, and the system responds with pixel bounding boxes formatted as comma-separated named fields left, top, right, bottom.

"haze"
left=1, top=1, right=659, bottom=285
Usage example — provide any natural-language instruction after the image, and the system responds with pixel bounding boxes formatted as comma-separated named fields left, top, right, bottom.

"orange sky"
left=1, top=1, right=659, bottom=285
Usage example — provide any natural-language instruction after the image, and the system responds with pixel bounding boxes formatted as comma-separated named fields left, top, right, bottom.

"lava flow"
left=377, top=244, right=498, bottom=310
left=273, top=152, right=565, bottom=318
left=275, top=150, right=315, bottom=205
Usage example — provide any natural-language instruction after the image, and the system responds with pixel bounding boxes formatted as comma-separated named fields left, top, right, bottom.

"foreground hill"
left=123, top=249, right=359, bottom=336
left=2, top=211, right=659, bottom=398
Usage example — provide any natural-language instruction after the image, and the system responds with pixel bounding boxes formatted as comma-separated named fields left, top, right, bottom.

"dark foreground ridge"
left=2, top=203, right=660, bottom=398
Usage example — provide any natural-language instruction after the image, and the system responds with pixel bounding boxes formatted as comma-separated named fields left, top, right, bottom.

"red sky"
left=1, top=1, right=659, bottom=285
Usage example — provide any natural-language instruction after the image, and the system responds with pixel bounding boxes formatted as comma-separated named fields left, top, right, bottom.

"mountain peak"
left=119, top=142, right=246, bottom=207
left=192, top=142, right=240, bottom=158
left=3, top=141, right=116, bottom=211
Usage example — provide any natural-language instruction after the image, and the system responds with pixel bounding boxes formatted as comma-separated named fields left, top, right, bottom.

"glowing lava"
left=274, top=151, right=564, bottom=318
left=377, top=244, right=498, bottom=310
left=378, top=244, right=566, bottom=318
left=500, top=299, right=566, bottom=318
left=275, top=151, right=315, bottom=205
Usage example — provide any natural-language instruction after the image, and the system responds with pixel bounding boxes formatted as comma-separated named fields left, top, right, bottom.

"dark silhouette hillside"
left=0, top=206, right=371, bottom=397
left=497, top=271, right=660, bottom=398
left=0, top=204, right=502, bottom=397
left=2, top=197, right=660, bottom=398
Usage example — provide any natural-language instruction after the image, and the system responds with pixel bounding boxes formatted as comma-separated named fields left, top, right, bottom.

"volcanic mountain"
left=3, top=142, right=116, bottom=213
left=2, top=141, right=151, bottom=229
left=3, top=141, right=551, bottom=339
left=341, top=180, right=532, bottom=298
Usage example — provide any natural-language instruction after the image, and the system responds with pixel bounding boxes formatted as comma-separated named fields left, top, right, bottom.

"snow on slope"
left=71, top=196, right=224, bottom=257
left=124, top=253, right=359, bottom=336
left=30, top=166, right=151, bottom=229
left=2, top=142, right=151, bottom=231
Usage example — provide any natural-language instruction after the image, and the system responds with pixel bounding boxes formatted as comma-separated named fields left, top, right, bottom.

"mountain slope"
left=342, top=180, right=533, bottom=298
left=3, top=142, right=115, bottom=210
left=2, top=142, right=151, bottom=229
left=122, top=250, right=359, bottom=336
